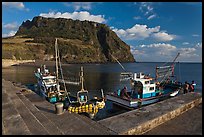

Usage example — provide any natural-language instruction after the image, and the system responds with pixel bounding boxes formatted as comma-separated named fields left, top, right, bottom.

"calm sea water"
left=2, top=62, right=202, bottom=120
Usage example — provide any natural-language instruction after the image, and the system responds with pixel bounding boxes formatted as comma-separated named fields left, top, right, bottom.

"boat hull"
left=106, top=94, right=138, bottom=108
left=106, top=89, right=180, bottom=109
left=106, top=94, right=160, bottom=109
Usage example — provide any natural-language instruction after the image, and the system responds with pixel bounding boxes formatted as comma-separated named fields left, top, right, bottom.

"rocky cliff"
left=12, top=16, right=135, bottom=63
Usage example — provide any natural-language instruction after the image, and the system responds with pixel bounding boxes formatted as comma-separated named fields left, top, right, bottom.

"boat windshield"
left=43, top=78, right=56, bottom=85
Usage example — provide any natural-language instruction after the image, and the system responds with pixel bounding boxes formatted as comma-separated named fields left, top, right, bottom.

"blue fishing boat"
left=106, top=53, right=183, bottom=109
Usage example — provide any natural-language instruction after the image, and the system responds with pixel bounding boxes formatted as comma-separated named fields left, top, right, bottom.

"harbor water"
left=2, top=62, right=202, bottom=120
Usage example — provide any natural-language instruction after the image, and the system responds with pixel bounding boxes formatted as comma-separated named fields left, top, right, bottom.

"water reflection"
left=2, top=62, right=202, bottom=120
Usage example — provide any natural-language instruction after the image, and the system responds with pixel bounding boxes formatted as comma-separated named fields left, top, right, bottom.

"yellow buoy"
left=71, top=107, right=75, bottom=112
left=68, top=106, right=72, bottom=111
left=89, top=109, right=92, bottom=113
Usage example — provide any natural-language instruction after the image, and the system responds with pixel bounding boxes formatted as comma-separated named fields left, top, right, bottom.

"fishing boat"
left=35, top=38, right=105, bottom=118
left=35, top=38, right=68, bottom=103
left=67, top=66, right=106, bottom=119
left=106, top=53, right=183, bottom=109
left=35, top=65, right=57, bottom=101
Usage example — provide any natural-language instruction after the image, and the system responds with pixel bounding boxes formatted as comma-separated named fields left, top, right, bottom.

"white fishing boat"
left=35, top=67, right=57, bottom=99
left=106, top=53, right=183, bottom=109
left=35, top=38, right=68, bottom=103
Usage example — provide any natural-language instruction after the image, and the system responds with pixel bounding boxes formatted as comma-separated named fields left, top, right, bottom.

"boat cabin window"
left=136, top=73, right=140, bottom=78
left=137, top=73, right=145, bottom=78
left=145, top=81, right=150, bottom=84
left=150, top=81, right=154, bottom=84
left=150, top=87, right=154, bottom=91
left=77, top=91, right=88, bottom=104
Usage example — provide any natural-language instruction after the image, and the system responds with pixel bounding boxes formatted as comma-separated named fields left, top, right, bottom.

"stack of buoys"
left=68, top=106, right=72, bottom=113
left=68, top=103, right=99, bottom=114
left=93, top=105, right=98, bottom=114
left=88, top=104, right=93, bottom=113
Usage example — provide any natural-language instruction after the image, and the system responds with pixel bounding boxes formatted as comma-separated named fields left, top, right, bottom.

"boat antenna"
left=110, top=54, right=126, bottom=71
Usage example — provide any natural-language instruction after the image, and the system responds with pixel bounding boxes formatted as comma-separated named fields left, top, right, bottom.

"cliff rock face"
left=15, top=16, right=135, bottom=63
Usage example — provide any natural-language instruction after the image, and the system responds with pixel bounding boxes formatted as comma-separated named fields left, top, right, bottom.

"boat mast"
left=155, top=52, right=180, bottom=83
left=80, top=66, right=84, bottom=91
left=55, top=38, right=59, bottom=91
left=171, top=52, right=180, bottom=76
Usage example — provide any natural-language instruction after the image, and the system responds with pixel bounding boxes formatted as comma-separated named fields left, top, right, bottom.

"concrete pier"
left=2, top=79, right=202, bottom=135
left=2, top=79, right=114, bottom=135
left=98, top=92, right=202, bottom=135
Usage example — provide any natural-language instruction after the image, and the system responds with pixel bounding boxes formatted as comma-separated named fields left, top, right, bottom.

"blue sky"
left=2, top=2, right=202, bottom=62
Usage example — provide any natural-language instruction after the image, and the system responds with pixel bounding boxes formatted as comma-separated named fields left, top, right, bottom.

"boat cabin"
left=131, top=72, right=156, bottom=99
left=77, top=90, right=89, bottom=105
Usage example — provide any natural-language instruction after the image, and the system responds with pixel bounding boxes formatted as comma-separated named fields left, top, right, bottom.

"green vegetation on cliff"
left=3, top=16, right=135, bottom=63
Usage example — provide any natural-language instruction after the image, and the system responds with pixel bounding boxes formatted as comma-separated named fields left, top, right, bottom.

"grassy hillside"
left=3, top=16, right=135, bottom=63
left=2, top=36, right=45, bottom=60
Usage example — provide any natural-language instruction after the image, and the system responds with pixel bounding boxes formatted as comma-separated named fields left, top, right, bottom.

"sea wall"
left=98, top=92, right=202, bottom=135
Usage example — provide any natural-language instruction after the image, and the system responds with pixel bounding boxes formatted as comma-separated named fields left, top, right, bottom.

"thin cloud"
left=139, top=43, right=176, bottom=50
left=133, top=16, right=142, bottom=20
left=152, top=32, right=176, bottom=42
left=131, top=43, right=177, bottom=62
left=131, top=42, right=201, bottom=62
left=147, top=14, right=157, bottom=20
left=63, top=2, right=93, bottom=11
left=139, top=2, right=154, bottom=14
left=139, top=2, right=158, bottom=20
left=2, top=22, right=18, bottom=30
left=2, top=2, right=29, bottom=11
left=192, top=34, right=199, bottom=37
left=182, top=42, right=190, bottom=45
left=179, top=47, right=198, bottom=58
left=2, top=30, right=16, bottom=38
left=178, top=43, right=202, bottom=61
left=39, top=11, right=106, bottom=23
